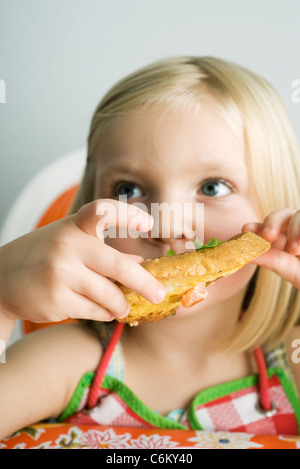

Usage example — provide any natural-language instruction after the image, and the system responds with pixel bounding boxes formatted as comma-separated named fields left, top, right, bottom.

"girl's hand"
left=0, top=199, right=166, bottom=329
left=243, top=209, right=300, bottom=289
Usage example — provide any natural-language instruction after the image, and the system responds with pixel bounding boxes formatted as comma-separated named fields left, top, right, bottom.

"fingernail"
left=140, top=216, right=154, bottom=231
left=134, top=216, right=153, bottom=232
left=153, top=288, right=166, bottom=304
left=261, top=227, right=275, bottom=238
left=289, top=241, right=300, bottom=255
left=138, top=222, right=151, bottom=232
left=119, top=305, right=131, bottom=318
left=243, top=223, right=256, bottom=232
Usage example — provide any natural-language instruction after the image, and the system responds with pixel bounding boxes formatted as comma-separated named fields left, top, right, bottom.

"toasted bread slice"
left=116, top=231, right=270, bottom=326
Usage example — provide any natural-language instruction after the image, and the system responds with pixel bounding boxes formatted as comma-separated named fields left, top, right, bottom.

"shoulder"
left=9, top=322, right=103, bottom=370
left=7, top=323, right=103, bottom=419
left=25, top=322, right=102, bottom=389
left=285, top=325, right=300, bottom=395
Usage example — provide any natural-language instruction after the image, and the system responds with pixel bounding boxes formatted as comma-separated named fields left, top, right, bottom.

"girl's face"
left=92, top=101, right=263, bottom=313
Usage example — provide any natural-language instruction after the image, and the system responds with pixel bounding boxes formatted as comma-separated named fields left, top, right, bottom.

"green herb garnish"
left=166, top=238, right=224, bottom=256
left=193, top=238, right=225, bottom=251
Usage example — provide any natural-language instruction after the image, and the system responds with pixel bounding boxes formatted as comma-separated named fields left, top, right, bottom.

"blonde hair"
left=72, top=56, right=300, bottom=353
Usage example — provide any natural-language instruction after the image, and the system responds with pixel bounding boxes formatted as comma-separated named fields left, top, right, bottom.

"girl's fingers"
left=243, top=209, right=300, bottom=255
left=253, top=248, right=300, bottom=290
left=243, top=209, right=296, bottom=242
left=244, top=209, right=300, bottom=289
left=242, top=222, right=262, bottom=235
left=83, top=241, right=166, bottom=305
left=66, top=291, right=115, bottom=322
left=72, top=199, right=153, bottom=240
left=71, top=199, right=166, bottom=306
left=260, top=209, right=296, bottom=242
left=72, top=200, right=165, bottom=305
left=286, top=210, right=300, bottom=255
left=76, top=266, right=131, bottom=319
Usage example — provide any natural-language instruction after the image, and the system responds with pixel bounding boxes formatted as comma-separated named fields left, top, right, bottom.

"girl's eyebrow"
left=99, top=164, right=146, bottom=179
left=191, top=160, right=249, bottom=187
left=192, top=158, right=245, bottom=171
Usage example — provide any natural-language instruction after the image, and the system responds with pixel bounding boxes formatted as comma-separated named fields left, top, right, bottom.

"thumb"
left=72, top=199, right=153, bottom=240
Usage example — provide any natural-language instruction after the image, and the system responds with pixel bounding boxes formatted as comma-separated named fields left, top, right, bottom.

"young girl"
left=1, top=56, right=300, bottom=439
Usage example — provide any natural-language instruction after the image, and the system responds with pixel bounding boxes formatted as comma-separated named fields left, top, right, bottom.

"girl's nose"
left=146, top=201, right=203, bottom=253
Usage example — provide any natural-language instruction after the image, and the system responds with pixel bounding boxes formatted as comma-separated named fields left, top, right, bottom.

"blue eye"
left=117, top=182, right=143, bottom=199
left=200, top=180, right=232, bottom=197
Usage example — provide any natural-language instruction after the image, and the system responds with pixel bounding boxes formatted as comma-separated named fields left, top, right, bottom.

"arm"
left=0, top=323, right=102, bottom=440
left=0, top=199, right=165, bottom=343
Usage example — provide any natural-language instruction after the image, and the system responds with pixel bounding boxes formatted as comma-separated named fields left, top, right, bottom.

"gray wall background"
left=1, top=0, right=300, bottom=230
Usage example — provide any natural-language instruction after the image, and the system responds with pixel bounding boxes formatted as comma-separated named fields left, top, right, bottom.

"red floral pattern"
left=1, top=424, right=300, bottom=449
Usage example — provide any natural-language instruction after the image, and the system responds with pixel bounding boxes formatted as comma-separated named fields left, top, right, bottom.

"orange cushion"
left=35, top=185, right=78, bottom=229
left=2, top=423, right=300, bottom=448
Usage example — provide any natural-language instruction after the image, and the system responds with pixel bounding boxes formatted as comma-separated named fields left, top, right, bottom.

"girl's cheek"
left=207, top=264, right=257, bottom=301
left=203, top=197, right=262, bottom=242
left=105, top=236, right=140, bottom=255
